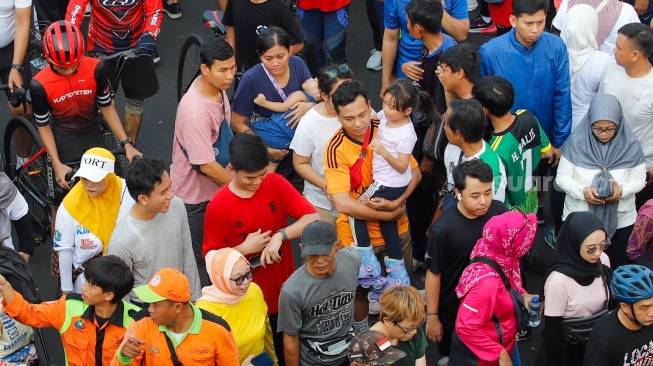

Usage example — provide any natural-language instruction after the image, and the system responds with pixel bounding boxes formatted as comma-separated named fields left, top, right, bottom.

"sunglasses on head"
left=325, top=64, right=349, bottom=79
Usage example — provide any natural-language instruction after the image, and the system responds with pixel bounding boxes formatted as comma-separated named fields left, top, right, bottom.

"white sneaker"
left=366, top=49, right=382, bottom=71
left=368, top=299, right=381, bottom=315
left=438, top=357, right=450, bottom=366
left=467, top=0, right=478, bottom=11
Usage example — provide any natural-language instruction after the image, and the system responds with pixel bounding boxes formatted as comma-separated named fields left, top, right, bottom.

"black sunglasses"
left=229, top=270, right=253, bottom=286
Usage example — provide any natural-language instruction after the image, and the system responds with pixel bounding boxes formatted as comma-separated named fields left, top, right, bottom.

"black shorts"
left=103, top=54, right=159, bottom=100
left=0, top=41, right=32, bottom=101
left=52, top=126, right=103, bottom=206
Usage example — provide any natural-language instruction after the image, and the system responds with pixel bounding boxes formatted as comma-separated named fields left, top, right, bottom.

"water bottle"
left=528, top=296, right=542, bottom=327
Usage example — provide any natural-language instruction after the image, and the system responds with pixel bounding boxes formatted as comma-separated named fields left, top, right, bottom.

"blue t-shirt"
left=232, top=56, right=313, bottom=118
left=384, top=0, right=467, bottom=80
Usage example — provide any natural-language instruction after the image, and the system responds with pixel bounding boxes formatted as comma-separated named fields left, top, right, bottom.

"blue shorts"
left=251, top=110, right=296, bottom=153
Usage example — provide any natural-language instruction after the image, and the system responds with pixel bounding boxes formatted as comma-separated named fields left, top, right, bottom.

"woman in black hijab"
left=536, top=211, right=613, bottom=366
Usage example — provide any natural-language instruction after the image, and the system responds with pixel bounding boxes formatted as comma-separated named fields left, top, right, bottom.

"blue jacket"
left=480, top=29, right=572, bottom=148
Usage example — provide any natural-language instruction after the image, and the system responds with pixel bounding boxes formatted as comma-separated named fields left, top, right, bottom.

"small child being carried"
left=252, top=78, right=322, bottom=172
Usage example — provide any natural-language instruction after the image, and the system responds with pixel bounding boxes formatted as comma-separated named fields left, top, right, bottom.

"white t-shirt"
left=553, top=0, right=640, bottom=55
left=544, top=253, right=611, bottom=318
left=599, top=62, right=653, bottom=170
left=0, top=190, right=28, bottom=249
left=571, top=51, right=610, bottom=131
left=372, top=111, right=417, bottom=188
left=53, top=179, right=135, bottom=292
left=0, top=0, right=31, bottom=49
left=289, top=106, right=341, bottom=210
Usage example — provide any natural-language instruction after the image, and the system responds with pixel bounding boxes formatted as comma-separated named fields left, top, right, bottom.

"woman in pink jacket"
left=450, top=211, right=537, bottom=366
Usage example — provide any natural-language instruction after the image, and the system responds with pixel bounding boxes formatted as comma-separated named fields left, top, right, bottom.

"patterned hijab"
left=561, top=94, right=645, bottom=237
left=456, top=211, right=537, bottom=298
left=198, top=248, right=249, bottom=305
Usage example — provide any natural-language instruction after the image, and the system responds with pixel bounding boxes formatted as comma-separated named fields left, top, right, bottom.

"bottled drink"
left=528, top=296, right=542, bottom=327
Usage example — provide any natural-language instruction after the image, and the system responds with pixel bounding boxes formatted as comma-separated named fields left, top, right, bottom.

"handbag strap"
left=359, top=125, right=372, bottom=157
left=472, top=257, right=513, bottom=291
left=598, top=262, right=610, bottom=310
left=164, top=334, right=185, bottom=366
left=262, top=66, right=288, bottom=101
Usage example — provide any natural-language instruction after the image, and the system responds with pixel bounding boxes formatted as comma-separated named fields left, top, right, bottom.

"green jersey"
left=489, top=109, right=551, bottom=213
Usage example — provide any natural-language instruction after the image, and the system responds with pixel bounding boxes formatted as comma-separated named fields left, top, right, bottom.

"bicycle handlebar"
left=0, top=85, right=26, bottom=108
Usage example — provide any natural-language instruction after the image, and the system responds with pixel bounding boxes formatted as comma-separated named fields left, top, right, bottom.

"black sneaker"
left=163, top=0, right=182, bottom=19
left=152, top=49, right=161, bottom=64
left=536, top=205, right=545, bottom=225
left=516, top=328, right=532, bottom=342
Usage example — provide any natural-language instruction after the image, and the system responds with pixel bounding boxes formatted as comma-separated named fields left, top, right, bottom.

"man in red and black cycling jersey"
left=30, top=21, right=142, bottom=228
left=67, top=0, right=162, bottom=144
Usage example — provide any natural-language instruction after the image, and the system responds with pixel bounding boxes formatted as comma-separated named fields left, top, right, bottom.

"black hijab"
left=543, top=212, right=611, bottom=288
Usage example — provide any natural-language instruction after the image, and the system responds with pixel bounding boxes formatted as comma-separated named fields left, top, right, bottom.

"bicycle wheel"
left=177, top=34, right=204, bottom=102
left=99, top=120, right=129, bottom=177
left=3, top=117, right=51, bottom=242
left=27, top=40, right=47, bottom=77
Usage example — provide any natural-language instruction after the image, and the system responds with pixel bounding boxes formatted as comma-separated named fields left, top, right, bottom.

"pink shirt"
left=171, top=78, right=232, bottom=204
left=544, top=253, right=611, bottom=318
left=456, top=276, right=517, bottom=365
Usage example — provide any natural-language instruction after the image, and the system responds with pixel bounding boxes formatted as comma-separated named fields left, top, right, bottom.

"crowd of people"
left=0, top=0, right=653, bottom=364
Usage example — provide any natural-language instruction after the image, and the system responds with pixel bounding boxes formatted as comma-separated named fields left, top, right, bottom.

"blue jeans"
left=511, top=344, right=521, bottom=366
left=365, top=0, right=384, bottom=51
left=298, top=6, right=349, bottom=75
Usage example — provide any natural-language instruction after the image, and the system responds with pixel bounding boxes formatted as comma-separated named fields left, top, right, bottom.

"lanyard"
left=262, top=66, right=288, bottom=101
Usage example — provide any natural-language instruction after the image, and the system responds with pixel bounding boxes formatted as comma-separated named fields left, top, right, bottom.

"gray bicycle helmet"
left=611, top=265, right=653, bottom=304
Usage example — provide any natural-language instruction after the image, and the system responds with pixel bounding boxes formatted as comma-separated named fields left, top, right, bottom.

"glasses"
left=229, top=270, right=253, bottom=286
left=509, top=209, right=530, bottom=245
left=325, top=64, right=349, bottom=79
left=393, top=319, right=425, bottom=335
left=591, top=126, right=617, bottom=135
left=585, top=239, right=612, bottom=255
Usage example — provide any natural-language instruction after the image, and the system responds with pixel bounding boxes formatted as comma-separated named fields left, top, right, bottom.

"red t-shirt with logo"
left=202, top=173, right=317, bottom=315
left=297, top=0, right=351, bottom=12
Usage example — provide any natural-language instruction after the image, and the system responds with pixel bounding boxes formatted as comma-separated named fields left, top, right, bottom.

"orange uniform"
left=112, top=303, right=240, bottom=366
left=2, top=292, right=139, bottom=366
left=324, top=119, right=417, bottom=246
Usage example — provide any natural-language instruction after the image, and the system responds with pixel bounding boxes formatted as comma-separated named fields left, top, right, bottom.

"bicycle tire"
left=177, top=34, right=204, bottom=102
left=27, top=39, right=47, bottom=77
left=99, top=120, right=129, bottom=177
left=2, top=117, right=51, bottom=243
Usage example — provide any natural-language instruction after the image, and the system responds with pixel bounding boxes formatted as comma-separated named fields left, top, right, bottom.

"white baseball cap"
left=73, top=147, right=115, bottom=183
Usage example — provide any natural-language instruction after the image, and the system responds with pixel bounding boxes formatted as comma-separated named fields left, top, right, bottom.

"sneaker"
left=152, top=49, right=161, bottom=64
left=84, top=3, right=91, bottom=17
left=438, top=357, right=450, bottom=366
left=467, top=0, right=478, bottom=11
left=516, top=328, right=532, bottom=342
left=469, top=15, right=497, bottom=34
left=545, top=228, right=557, bottom=250
left=163, top=0, right=182, bottom=19
left=369, top=299, right=380, bottom=315
left=366, top=49, right=382, bottom=71
left=536, top=205, right=545, bottom=225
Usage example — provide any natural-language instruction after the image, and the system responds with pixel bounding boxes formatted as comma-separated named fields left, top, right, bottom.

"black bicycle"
left=2, top=85, right=129, bottom=244
left=177, top=10, right=245, bottom=102
left=27, top=20, right=50, bottom=76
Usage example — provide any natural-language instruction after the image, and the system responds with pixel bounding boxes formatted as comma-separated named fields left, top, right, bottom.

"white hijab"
left=561, top=4, right=599, bottom=83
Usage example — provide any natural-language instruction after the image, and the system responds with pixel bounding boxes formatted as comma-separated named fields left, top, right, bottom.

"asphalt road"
left=0, top=0, right=556, bottom=364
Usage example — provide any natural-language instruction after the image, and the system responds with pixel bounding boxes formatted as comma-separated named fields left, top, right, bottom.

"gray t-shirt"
left=277, top=246, right=361, bottom=366
left=107, top=196, right=201, bottom=302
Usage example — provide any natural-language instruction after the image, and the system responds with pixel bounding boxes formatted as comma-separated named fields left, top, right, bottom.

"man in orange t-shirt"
left=324, top=80, right=421, bottom=324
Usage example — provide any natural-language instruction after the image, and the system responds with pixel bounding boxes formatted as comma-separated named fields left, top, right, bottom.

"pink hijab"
left=456, top=212, right=538, bottom=298
left=198, top=248, right=249, bottom=305
left=568, top=0, right=623, bottom=46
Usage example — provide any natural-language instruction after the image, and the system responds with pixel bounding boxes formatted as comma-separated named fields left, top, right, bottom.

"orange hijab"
left=198, top=248, right=249, bottom=305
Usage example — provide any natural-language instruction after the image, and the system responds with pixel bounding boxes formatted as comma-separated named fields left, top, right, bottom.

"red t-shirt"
left=489, top=0, right=512, bottom=28
left=203, top=173, right=317, bottom=315
left=297, top=0, right=351, bottom=12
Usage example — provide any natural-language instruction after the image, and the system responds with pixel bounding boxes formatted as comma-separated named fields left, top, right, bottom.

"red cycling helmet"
left=43, top=20, right=85, bottom=68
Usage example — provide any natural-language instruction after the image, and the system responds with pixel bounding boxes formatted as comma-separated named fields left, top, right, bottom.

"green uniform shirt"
left=489, top=109, right=551, bottom=213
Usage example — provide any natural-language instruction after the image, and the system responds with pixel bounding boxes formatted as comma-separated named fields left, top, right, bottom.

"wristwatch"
left=119, top=138, right=133, bottom=148
left=11, top=64, right=24, bottom=73
left=276, top=228, right=288, bottom=242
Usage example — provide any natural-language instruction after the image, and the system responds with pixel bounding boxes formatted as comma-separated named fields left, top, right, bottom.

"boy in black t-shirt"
left=424, top=160, right=507, bottom=362
left=584, top=265, right=653, bottom=365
